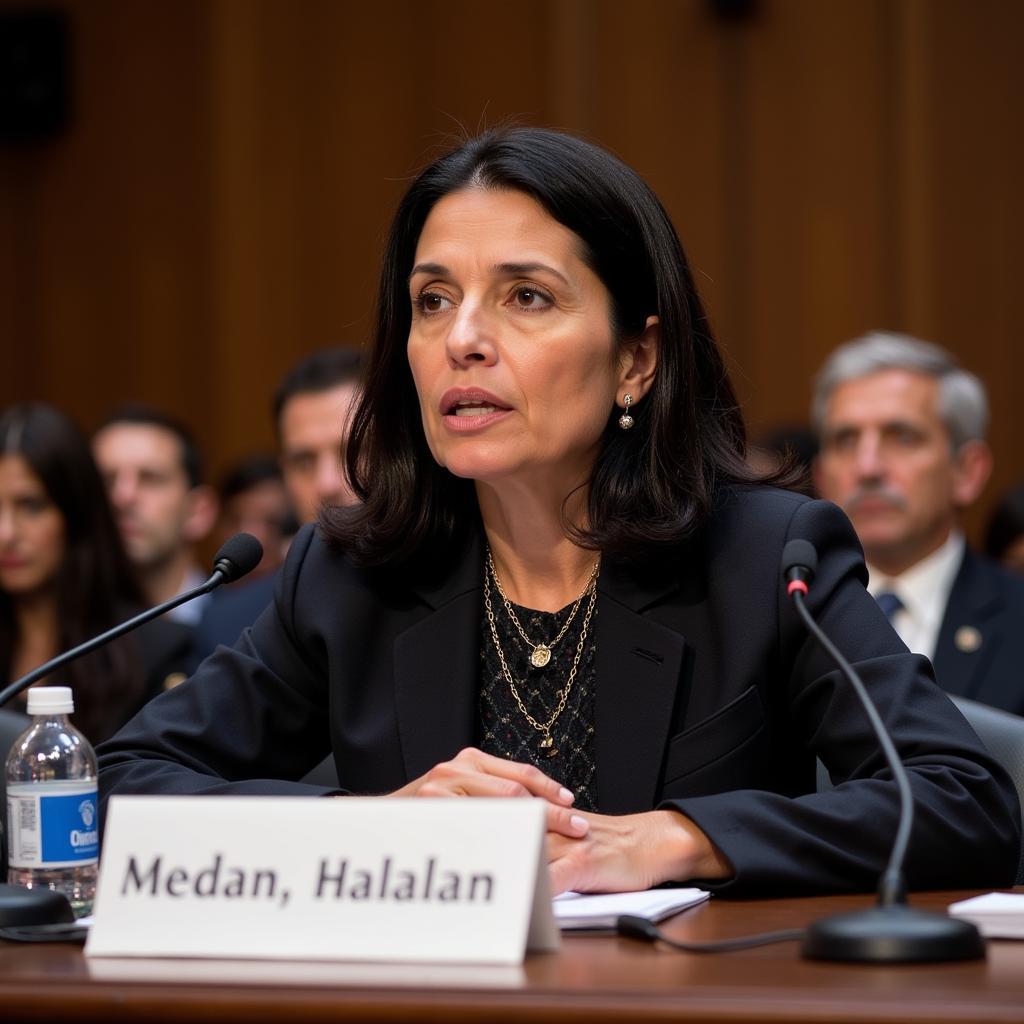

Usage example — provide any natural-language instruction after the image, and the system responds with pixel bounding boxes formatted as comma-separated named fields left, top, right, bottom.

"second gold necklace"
left=485, top=548, right=600, bottom=667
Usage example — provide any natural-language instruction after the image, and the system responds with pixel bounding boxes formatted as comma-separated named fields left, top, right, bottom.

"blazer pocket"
left=661, top=684, right=766, bottom=788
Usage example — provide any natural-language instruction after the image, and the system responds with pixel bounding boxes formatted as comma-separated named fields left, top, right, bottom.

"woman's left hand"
left=546, top=809, right=732, bottom=895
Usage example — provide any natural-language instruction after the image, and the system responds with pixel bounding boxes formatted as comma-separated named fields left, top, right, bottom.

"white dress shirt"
left=166, top=566, right=211, bottom=626
left=866, top=531, right=965, bottom=662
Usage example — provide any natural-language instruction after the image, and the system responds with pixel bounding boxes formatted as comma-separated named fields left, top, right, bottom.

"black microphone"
left=209, top=532, right=264, bottom=584
left=0, top=532, right=263, bottom=709
left=781, top=539, right=984, bottom=963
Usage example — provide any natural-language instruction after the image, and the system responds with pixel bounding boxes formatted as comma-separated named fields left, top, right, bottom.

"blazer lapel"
left=594, top=559, right=689, bottom=814
left=934, top=549, right=1002, bottom=700
left=393, top=537, right=484, bottom=781
left=392, top=536, right=692, bottom=809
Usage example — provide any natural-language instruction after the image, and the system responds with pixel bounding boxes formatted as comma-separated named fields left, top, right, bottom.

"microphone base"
left=0, top=883, right=75, bottom=927
left=801, top=905, right=985, bottom=963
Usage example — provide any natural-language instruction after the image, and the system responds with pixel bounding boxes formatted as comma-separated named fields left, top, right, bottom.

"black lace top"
left=477, top=593, right=598, bottom=811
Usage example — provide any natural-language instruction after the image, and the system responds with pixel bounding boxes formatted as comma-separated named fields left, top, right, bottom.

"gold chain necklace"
left=485, top=548, right=600, bottom=668
left=483, top=555, right=600, bottom=758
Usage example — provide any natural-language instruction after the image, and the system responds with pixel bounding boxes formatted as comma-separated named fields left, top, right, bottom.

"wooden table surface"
left=2, top=890, right=1023, bottom=1023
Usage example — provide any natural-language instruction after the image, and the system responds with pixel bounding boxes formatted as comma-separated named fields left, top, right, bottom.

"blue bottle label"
left=6, top=783, right=99, bottom=869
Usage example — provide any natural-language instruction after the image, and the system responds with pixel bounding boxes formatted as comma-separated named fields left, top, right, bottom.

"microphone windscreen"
left=212, top=533, right=264, bottom=583
left=781, top=539, right=818, bottom=581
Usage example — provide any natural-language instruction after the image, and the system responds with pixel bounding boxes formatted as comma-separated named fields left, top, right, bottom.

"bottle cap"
left=26, top=686, right=75, bottom=715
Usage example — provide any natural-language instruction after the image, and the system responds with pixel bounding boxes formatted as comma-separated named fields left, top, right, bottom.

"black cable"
left=617, top=914, right=805, bottom=952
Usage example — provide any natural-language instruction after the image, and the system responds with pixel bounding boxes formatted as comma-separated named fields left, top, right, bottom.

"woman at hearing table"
left=97, top=128, right=1019, bottom=897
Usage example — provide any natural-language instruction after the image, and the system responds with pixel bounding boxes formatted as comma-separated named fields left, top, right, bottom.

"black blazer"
left=188, top=574, right=276, bottom=671
left=97, top=488, right=1020, bottom=896
left=933, top=548, right=1024, bottom=715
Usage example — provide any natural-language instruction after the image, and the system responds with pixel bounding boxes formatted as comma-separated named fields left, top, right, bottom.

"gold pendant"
left=539, top=734, right=557, bottom=758
left=531, top=645, right=552, bottom=668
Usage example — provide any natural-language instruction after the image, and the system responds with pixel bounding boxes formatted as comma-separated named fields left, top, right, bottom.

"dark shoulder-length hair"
left=0, top=402, right=146, bottom=741
left=325, top=127, right=785, bottom=567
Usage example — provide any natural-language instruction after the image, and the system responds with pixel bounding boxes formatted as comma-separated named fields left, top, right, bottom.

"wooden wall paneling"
left=707, top=6, right=758, bottom=408
left=209, top=0, right=418, bottom=468
left=61, top=1, right=212, bottom=435
left=742, top=0, right=894, bottom=436
left=212, top=0, right=350, bottom=466
left=586, top=0, right=733, bottom=387
left=905, top=0, right=1024, bottom=537
left=403, top=0, right=554, bottom=134
left=208, top=0, right=268, bottom=468
left=546, top=0, right=598, bottom=134
left=891, top=0, right=932, bottom=340
left=209, top=0, right=387, bottom=468
left=1, top=0, right=218, bottom=452
left=207, top=0, right=558, bottom=476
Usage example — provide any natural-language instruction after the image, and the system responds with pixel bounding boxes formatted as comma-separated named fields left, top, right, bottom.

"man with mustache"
left=812, top=331, right=1024, bottom=714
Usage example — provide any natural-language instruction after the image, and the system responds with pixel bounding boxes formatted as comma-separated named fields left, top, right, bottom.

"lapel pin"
left=953, top=626, right=982, bottom=654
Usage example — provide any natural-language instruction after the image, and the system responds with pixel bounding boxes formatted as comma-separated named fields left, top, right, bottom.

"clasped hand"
left=389, top=747, right=730, bottom=893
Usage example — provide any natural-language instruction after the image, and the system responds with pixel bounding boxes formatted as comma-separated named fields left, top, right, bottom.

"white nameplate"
left=86, top=796, right=559, bottom=965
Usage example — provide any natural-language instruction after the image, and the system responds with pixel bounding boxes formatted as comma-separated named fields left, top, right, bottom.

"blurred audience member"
left=275, top=347, right=362, bottom=522
left=190, top=348, right=363, bottom=664
left=216, top=455, right=294, bottom=578
left=985, top=483, right=1024, bottom=575
left=92, top=405, right=218, bottom=625
left=0, top=403, right=191, bottom=743
left=812, top=331, right=1024, bottom=714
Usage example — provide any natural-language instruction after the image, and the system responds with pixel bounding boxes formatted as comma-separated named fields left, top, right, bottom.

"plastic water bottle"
left=5, top=686, right=99, bottom=917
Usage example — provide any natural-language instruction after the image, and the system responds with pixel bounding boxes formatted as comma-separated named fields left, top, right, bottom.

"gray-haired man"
left=812, top=331, right=1024, bottom=714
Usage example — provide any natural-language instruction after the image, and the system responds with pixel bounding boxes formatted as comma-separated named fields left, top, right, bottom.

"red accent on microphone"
left=787, top=580, right=809, bottom=596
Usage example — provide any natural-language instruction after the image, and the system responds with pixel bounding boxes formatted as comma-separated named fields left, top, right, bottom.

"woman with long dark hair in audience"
left=97, top=129, right=1019, bottom=895
left=0, top=402, right=189, bottom=744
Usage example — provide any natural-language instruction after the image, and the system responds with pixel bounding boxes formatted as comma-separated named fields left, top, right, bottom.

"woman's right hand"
left=388, top=747, right=590, bottom=839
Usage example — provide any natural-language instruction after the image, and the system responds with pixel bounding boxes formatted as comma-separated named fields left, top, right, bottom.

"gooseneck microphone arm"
left=781, top=538, right=984, bottom=963
left=783, top=540, right=913, bottom=907
left=0, top=532, right=263, bottom=709
left=790, top=594, right=914, bottom=906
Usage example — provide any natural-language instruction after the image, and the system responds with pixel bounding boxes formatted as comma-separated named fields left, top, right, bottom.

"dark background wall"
left=1, top=0, right=1021, bottom=541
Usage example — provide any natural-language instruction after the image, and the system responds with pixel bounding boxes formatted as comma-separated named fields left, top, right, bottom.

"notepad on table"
left=948, top=892, right=1024, bottom=938
left=553, top=888, right=709, bottom=931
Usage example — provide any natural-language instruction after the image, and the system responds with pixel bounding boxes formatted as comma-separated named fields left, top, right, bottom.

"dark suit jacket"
left=135, top=617, right=195, bottom=702
left=188, top=574, right=276, bottom=671
left=97, top=488, right=1020, bottom=896
left=0, top=616, right=192, bottom=745
left=933, top=548, right=1024, bottom=715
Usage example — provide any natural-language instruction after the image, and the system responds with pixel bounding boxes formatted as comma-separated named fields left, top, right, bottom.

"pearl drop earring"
left=618, top=393, right=634, bottom=430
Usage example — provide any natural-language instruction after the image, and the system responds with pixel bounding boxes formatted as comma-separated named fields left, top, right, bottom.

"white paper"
left=553, top=887, right=709, bottom=930
left=948, top=892, right=1024, bottom=938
